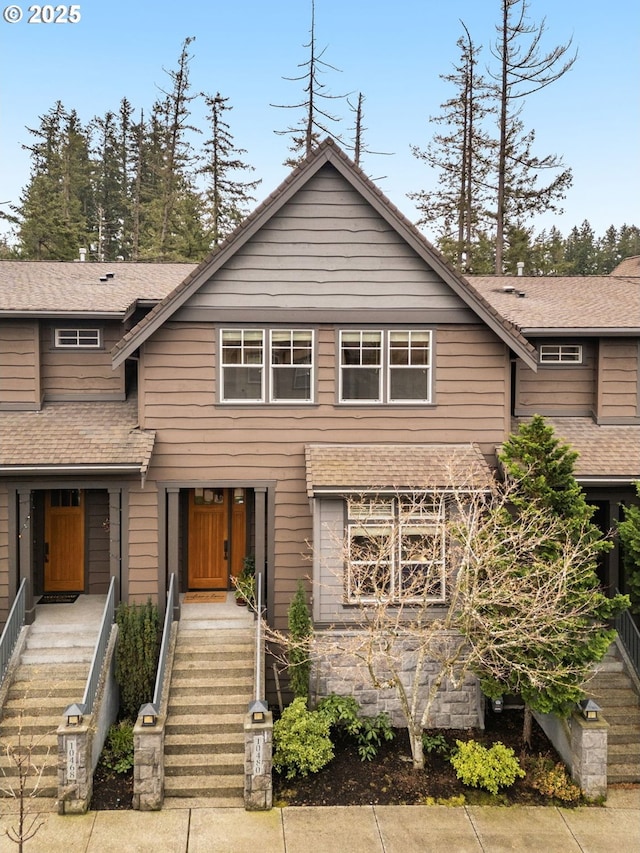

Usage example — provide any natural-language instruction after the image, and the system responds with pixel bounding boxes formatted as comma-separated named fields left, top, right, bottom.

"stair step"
left=165, top=753, right=242, bottom=774
left=163, top=775, right=244, bottom=798
left=608, top=766, right=640, bottom=783
left=0, top=714, right=62, bottom=733
left=168, top=700, right=248, bottom=717
left=608, top=725, right=640, bottom=744
left=170, top=677, right=253, bottom=694
left=20, top=648, right=94, bottom=665
left=609, top=742, right=640, bottom=758
left=165, top=714, right=246, bottom=736
left=164, top=738, right=244, bottom=756
left=163, top=795, right=245, bottom=809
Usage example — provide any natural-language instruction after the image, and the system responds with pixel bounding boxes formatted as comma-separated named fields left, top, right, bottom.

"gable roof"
left=472, top=275, right=640, bottom=334
left=112, top=140, right=538, bottom=370
left=0, top=261, right=195, bottom=317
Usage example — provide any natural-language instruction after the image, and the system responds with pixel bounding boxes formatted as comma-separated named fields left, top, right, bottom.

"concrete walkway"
left=1, top=788, right=638, bottom=852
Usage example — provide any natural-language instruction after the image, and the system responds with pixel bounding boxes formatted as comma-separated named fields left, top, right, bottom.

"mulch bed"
left=90, top=709, right=572, bottom=810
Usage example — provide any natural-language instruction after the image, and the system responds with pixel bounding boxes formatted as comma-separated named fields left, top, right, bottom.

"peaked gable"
left=113, top=140, right=537, bottom=369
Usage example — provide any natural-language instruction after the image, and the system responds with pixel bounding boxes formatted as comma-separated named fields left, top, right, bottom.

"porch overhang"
left=305, top=443, right=493, bottom=498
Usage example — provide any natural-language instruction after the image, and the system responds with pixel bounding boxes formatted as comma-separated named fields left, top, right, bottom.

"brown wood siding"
left=174, top=166, right=473, bottom=320
left=40, top=322, right=125, bottom=401
left=515, top=342, right=596, bottom=417
left=139, top=322, right=509, bottom=627
left=127, top=484, right=159, bottom=603
left=86, top=490, right=110, bottom=594
left=597, top=339, right=639, bottom=422
left=0, top=320, right=40, bottom=409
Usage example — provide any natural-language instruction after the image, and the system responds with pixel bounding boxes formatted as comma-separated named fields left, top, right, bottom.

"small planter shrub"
left=115, top=599, right=160, bottom=720
left=101, top=721, right=134, bottom=775
left=450, top=740, right=525, bottom=795
left=274, top=697, right=334, bottom=779
left=316, top=693, right=394, bottom=761
left=528, top=756, right=582, bottom=803
left=287, top=580, right=312, bottom=700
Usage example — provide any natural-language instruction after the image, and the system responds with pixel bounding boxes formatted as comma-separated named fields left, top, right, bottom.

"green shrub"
left=316, top=693, right=394, bottom=761
left=101, top=721, right=134, bottom=774
left=273, top=697, right=334, bottom=779
left=115, top=599, right=160, bottom=720
left=422, top=731, right=451, bottom=757
left=450, top=740, right=525, bottom=795
left=528, top=756, right=582, bottom=803
left=287, top=580, right=312, bottom=700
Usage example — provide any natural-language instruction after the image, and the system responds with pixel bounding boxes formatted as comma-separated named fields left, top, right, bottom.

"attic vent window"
left=539, top=344, right=583, bottom=364
left=54, top=328, right=102, bottom=349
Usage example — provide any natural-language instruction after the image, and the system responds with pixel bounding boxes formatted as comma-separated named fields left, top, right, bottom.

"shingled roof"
left=471, top=275, right=640, bottom=333
left=112, top=139, right=538, bottom=371
left=0, top=261, right=196, bottom=315
left=534, top=417, right=640, bottom=482
left=0, top=398, right=155, bottom=477
left=305, top=443, right=492, bottom=496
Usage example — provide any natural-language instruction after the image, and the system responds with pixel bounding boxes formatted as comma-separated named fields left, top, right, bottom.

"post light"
left=65, top=703, right=85, bottom=726
left=249, top=699, right=268, bottom=724
left=578, top=698, right=601, bottom=721
left=140, top=703, right=158, bottom=727
left=491, top=696, right=504, bottom=713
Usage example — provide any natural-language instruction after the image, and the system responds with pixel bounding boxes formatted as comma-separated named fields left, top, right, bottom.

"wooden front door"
left=44, top=489, right=85, bottom=592
left=188, top=488, right=230, bottom=589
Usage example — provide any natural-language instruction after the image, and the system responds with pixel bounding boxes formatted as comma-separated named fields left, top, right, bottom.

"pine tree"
left=410, top=23, right=494, bottom=271
left=199, top=93, right=261, bottom=247
left=490, top=0, right=576, bottom=273
left=563, top=221, right=598, bottom=274
left=272, top=0, right=346, bottom=166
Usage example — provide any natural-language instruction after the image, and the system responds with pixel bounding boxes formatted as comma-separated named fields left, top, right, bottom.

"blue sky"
left=1, top=0, right=638, bottom=244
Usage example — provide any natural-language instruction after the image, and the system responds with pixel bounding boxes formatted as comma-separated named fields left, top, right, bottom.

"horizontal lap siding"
left=127, top=485, right=159, bottom=603
left=515, top=345, right=596, bottom=416
left=598, top=339, right=639, bottom=420
left=0, top=321, right=39, bottom=408
left=41, top=322, right=125, bottom=400
left=140, top=323, right=509, bottom=628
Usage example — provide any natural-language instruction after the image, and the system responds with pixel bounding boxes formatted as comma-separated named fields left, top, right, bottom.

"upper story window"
left=539, top=344, right=583, bottom=364
left=221, top=329, right=313, bottom=403
left=346, top=495, right=446, bottom=604
left=54, top=328, right=101, bottom=348
left=339, top=330, right=432, bottom=404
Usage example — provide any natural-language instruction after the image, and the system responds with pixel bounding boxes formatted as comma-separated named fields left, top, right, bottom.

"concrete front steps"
left=589, top=641, right=640, bottom=784
left=163, top=615, right=255, bottom=807
left=0, top=599, right=102, bottom=798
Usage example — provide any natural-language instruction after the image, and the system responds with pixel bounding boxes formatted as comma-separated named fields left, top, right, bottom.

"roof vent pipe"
left=516, top=261, right=524, bottom=276
left=79, top=247, right=87, bottom=262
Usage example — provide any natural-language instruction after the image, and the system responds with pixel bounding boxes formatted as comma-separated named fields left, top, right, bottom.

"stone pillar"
left=57, top=722, right=92, bottom=814
left=569, top=712, right=609, bottom=799
left=133, top=717, right=165, bottom=810
left=244, top=712, right=273, bottom=810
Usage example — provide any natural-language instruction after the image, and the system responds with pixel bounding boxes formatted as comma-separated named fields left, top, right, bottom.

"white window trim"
left=220, top=328, right=315, bottom=404
left=339, top=329, right=433, bottom=405
left=54, top=328, right=102, bottom=348
left=346, top=495, right=446, bottom=604
left=539, top=344, right=583, bottom=364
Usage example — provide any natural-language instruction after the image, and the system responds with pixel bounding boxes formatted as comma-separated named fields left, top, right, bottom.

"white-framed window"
left=54, top=328, right=101, bottom=348
left=539, top=344, right=583, bottom=364
left=346, top=495, right=446, bottom=603
left=220, top=328, right=314, bottom=403
left=339, top=330, right=432, bottom=403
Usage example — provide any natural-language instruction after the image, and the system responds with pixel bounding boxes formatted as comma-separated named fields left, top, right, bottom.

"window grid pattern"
left=55, top=329, right=101, bottom=348
left=539, top=344, right=583, bottom=364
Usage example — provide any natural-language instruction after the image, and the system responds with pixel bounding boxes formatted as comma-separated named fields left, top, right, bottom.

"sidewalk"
left=1, top=788, right=638, bottom=852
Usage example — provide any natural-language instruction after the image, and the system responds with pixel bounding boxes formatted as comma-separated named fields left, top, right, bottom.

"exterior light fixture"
left=233, top=487, right=245, bottom=505
left=578, top=699, right=601, bottom=721
left=491, top=696, right=504, bottom=713
left=65, top=703, right=85, bottom=726
left=249, top=699, right=268, bottom=724
left=140, top=703, right=158, bottom=727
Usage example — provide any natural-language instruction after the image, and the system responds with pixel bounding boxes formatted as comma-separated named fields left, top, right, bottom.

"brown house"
left=1, top=141, right=639, bottom=710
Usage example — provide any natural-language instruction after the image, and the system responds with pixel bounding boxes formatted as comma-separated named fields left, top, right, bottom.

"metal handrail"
left=82, top=577, right=116, bottom=715
left=151, top=573, right=178, bottom=710
left=615, top=590, right=640, bottom=678
left=0, top=577, right=28, bottom=689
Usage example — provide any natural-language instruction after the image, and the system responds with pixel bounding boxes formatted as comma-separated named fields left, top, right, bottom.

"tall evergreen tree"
left=199, top=93, right=261, bottom=248
left=272, top=0, right=346, bottom=166
left=490, top=0, right=576, bottom=273
left=563, top=221, right=598, bottom=274
left=410, top=23, right=494, bottom=271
